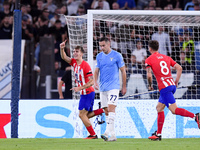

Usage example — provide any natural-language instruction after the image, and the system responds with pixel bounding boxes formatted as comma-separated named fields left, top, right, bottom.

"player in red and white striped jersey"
left=145, top=51, right=176, bottom=91
left=145, top=40, right=200, bottom=141
left=70, top=58, right=94, bottom=95
left=60, top=40, right=104, bottom=139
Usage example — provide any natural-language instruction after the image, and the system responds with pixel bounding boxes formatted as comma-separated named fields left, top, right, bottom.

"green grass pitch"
left=0, top=138, right=199, bottom=150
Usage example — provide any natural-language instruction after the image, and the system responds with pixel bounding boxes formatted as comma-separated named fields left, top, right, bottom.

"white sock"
left=193, top=114, right=196, bottom=120
left=157, top=133, right=161, bottom=136
left=107, top=112, right=116, bottom=137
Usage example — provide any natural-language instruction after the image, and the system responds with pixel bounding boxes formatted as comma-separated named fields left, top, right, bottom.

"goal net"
left=65, top=10, right=200, bottom=100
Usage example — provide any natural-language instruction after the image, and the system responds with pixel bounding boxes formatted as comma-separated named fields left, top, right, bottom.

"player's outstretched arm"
left=173, top=63, right=182, bottom=87
left=60, top=40, right=71, bottom=64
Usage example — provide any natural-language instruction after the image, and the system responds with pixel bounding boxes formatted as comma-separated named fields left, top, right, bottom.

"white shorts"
left=100, top=89, right=119, bottom=108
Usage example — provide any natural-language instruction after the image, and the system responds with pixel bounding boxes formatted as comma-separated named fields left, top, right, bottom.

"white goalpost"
left=65, top=10, right=200, bottom=100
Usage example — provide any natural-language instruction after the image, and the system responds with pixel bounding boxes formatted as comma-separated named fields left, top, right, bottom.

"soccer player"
left=145, top=40, right=200, bottom=141
left=60, top=40, right=104, bottom=139
left=94, top=37, right=127, bottom=141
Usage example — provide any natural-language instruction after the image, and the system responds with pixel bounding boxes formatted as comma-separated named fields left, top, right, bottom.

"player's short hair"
left=148, top=40, right=159, bottom=51
left=75, top=46, right=84, bottom=53
left=99, top=37, right=110, bottom=43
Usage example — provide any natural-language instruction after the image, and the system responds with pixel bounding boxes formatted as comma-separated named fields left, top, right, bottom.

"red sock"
left=157, top=111, right=165, bottom=135
left=175, top=108, right=195, bottom=118
left=86, top=126, right=96, bottom=136
left=94, top=108, right=104, bottom=116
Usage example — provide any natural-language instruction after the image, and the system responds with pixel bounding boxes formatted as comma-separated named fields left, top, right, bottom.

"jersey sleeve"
left=84, top=62, right=93, bottom=77
left=69, top=58, right=76, bottom=66
left=117, top=53, right=125, bottom=68
left=169, top=57, right=177, bottom=67
left=145, top=57, right=151, bottom=69
left=96, top=54, right=100, bottom=68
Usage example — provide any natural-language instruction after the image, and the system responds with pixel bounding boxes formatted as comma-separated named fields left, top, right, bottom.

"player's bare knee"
left=156, top=106, right=163, bottom=112
left=78, top=113, right=83, bottom=119
left=156, top=103, right=165, bottom=112
left=103, top=107, right=108, bottom=115
left=104, top=110, right=109, bottom=116
left=87, top=112, right=94, bottom=118
left=168, top=103, right=177, bottom=114
left=79, top=112, right=86, bottom=119
left=108, top=105, right=116, bottom=113
left=169, top=107, right=176, bottom=114
left=171, top=110, right=176, bottom=114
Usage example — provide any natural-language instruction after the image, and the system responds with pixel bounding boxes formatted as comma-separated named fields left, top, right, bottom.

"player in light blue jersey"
left=94, top=37, right=127, bottom=141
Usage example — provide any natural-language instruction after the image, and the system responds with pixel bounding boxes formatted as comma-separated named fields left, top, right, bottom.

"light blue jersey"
left=96, top=50, right=125, bottom=91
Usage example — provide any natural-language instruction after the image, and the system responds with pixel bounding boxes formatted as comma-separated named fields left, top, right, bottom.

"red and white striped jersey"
left=70, top=58, right=94, bottom=95
left=145, top=52, right=177, bottom=91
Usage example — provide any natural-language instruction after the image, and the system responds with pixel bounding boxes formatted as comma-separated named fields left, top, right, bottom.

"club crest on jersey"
left=75, top=73, right=82, bottom=83
left=110, top=57, right=113, bottom=61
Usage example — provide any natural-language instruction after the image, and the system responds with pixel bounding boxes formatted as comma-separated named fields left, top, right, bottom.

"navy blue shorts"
left=159, top=85, right=176, bottom=107
left=79, top=91, right=95, bottom=112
